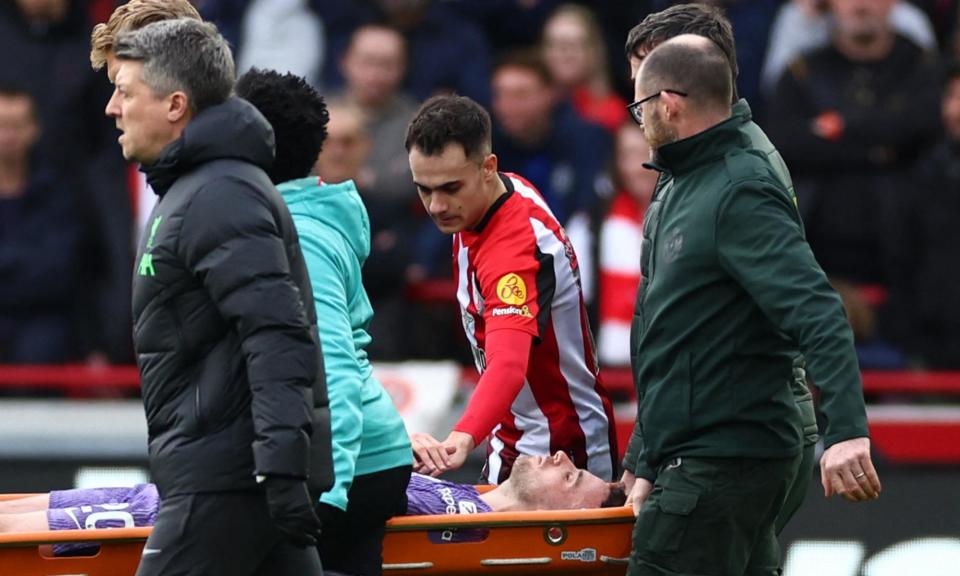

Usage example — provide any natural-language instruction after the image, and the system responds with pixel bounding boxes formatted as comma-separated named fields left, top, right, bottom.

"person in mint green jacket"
left=237, top=68, right=412, bottom=576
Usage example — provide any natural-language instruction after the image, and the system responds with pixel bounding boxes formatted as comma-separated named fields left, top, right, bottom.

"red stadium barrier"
left=0, top=365, right=140, bottom=391
left=0, top=365, right=958, bottom=463
left=4, top=364, right=958, bottom=396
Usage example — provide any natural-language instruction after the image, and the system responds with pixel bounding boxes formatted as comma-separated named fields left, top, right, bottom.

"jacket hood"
left=278, top=177, right=370, bottom=263
left=142, top=98, right=275, bottom=195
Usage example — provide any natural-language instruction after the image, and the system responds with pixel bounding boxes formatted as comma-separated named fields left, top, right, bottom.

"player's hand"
left=440, top=431, right=476, bottom=472
left=620, top=470, right=637, bottom=494
left=411, top=432, right=455, bottom=476
left=820, top=437, right=881, bottom=502
left=626, top=477, right=654, bottom=517
left=263, top=476, right=323, bottom=547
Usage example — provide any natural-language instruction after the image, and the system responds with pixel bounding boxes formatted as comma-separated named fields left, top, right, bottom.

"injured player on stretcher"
left=0, top=452, right=626, bottom=548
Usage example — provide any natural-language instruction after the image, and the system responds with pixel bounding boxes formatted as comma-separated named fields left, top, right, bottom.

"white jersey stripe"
left=510, top=380, right=551, bottom=466
left=455, top=241, right=482, bottom=370
left=529, top=218, right=613, bottom=480
left=512, top=176, right=557, bottom=219
left=487, top=424, right=504, bottom=483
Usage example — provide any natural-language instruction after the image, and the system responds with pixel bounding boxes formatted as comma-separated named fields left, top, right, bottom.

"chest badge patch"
left=664, top=227, right=684, bottom=263
left=138, top=215, right=163, bottom=277
left=496, top=273, right=527, bottom=305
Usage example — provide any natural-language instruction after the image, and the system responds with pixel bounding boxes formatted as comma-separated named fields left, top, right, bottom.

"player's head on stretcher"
left=0, top=452, right=626, bottom=538
left=407, top=451, right=627, bottom=516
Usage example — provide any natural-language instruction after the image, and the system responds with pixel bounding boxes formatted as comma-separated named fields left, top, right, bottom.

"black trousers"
left=135, top=490, right=323, bottom=576
left=317, top=465, right=412, bottom=576
left=629, top=456, right=798, bottom=576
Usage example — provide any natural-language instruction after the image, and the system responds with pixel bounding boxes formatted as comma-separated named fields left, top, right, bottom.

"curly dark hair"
left=624, top=3, right=738, bottom=101
left=404, top=94, right=491, bottom=161
left=235, top=68, right=329, bottom=184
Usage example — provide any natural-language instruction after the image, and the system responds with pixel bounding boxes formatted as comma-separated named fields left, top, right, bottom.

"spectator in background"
left=907, top=0, right=959, bottom=49
left=1, top=0, right=131, bottom=364
left=198, top=0, right=324, bottom=84
left=889, top=62, right=960, bottom=369
left=316, top=101, right=417, bottom=361
left=648, top=0, right=780, bottom=114
left=491, top=49, right=611, bottom=301
left=449, top=0, right=559, bottom=53
left=0, top=86, right=80, bottom=364
left=766, top=0, right=941, bottom=358
left=317, top=0, right=493, bottom=106
left=314, top=100, right=370, bottom=187
left=542, top=4, right=627, bottom=134
left=596, top=123, right=656, bottom=368
left=338, top=24, right=419, bottom=202
left=761, top=0, right=937, bottom=98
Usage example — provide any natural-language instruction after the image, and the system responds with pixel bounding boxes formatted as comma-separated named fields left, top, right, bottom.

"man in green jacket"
left=624, top=35, right=880, bottom=576
left=620, top=4, right=819, bottom=537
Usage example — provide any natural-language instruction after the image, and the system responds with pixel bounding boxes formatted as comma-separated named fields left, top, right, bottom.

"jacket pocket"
left=647, top=488, right=699, bottom=553
left=640, top=352, right=692, bottom=456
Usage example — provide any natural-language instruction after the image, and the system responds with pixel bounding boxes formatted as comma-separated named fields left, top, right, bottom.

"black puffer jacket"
left=132, top=97, right=333, bottom=497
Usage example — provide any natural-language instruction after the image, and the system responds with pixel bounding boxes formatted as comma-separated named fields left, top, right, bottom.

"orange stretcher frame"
left=0, top=493, right=634, bottom=575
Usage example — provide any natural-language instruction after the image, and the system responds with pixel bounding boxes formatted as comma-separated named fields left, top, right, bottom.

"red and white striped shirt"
left=597, top=191, right=646, bottom=367
left=452, top=173, right=617, bottom=483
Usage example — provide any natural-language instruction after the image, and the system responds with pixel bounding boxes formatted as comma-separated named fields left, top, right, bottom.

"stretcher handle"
left=383, top=561, right=434, bottom=571
left=480, top=557, right=552, bottom=566
left=0, top=526, right=152, bottom=547
left=387, top=506, right=634, bottom=531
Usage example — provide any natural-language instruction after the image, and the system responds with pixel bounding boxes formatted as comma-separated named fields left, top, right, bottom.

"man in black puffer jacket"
left=106, top=18, right=332, bottom=576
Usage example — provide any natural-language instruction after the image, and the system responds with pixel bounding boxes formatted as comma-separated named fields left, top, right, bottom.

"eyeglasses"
left=626, top=89, right=688, bottom=125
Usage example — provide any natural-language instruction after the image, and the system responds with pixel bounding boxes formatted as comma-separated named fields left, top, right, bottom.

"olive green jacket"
left=623, top=105, right=867, bottom=481
left=737, top=101, right=818, bottom=448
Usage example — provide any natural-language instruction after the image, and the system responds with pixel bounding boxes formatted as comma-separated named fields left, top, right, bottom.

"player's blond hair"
left=89, top=0, right=201, bottom=70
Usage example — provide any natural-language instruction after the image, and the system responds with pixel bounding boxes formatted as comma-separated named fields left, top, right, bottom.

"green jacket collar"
left=646, top=101, right=752, bottom=175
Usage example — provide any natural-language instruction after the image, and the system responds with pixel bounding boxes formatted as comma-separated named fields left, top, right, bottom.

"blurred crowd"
left=2, top=0, right=960, bottom=372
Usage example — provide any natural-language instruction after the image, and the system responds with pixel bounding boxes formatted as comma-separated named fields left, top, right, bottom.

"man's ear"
left=662, top=91, right=684, bottom=122
left=482, top=153, right=498, bottom=179
left=167, top=91, right=190, bottom=123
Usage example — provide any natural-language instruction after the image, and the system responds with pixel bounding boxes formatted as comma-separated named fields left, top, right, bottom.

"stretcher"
left=0, top=493, right=634, bottom=575
left=382, top=506, right=633, bottom=575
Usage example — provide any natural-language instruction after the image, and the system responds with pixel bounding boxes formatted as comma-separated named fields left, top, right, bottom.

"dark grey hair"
left=114, top=18, right=234, bottom=115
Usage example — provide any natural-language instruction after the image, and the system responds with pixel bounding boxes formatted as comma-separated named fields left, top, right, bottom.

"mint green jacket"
left=279, top=177, right=412, bottom=511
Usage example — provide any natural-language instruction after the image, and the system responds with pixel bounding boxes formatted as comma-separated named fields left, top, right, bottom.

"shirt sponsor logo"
left=491, top=305, right=533, bottom=318
left=496, top=273, right=527, bottom=305
left=438, top=486, right=458, bottom=515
